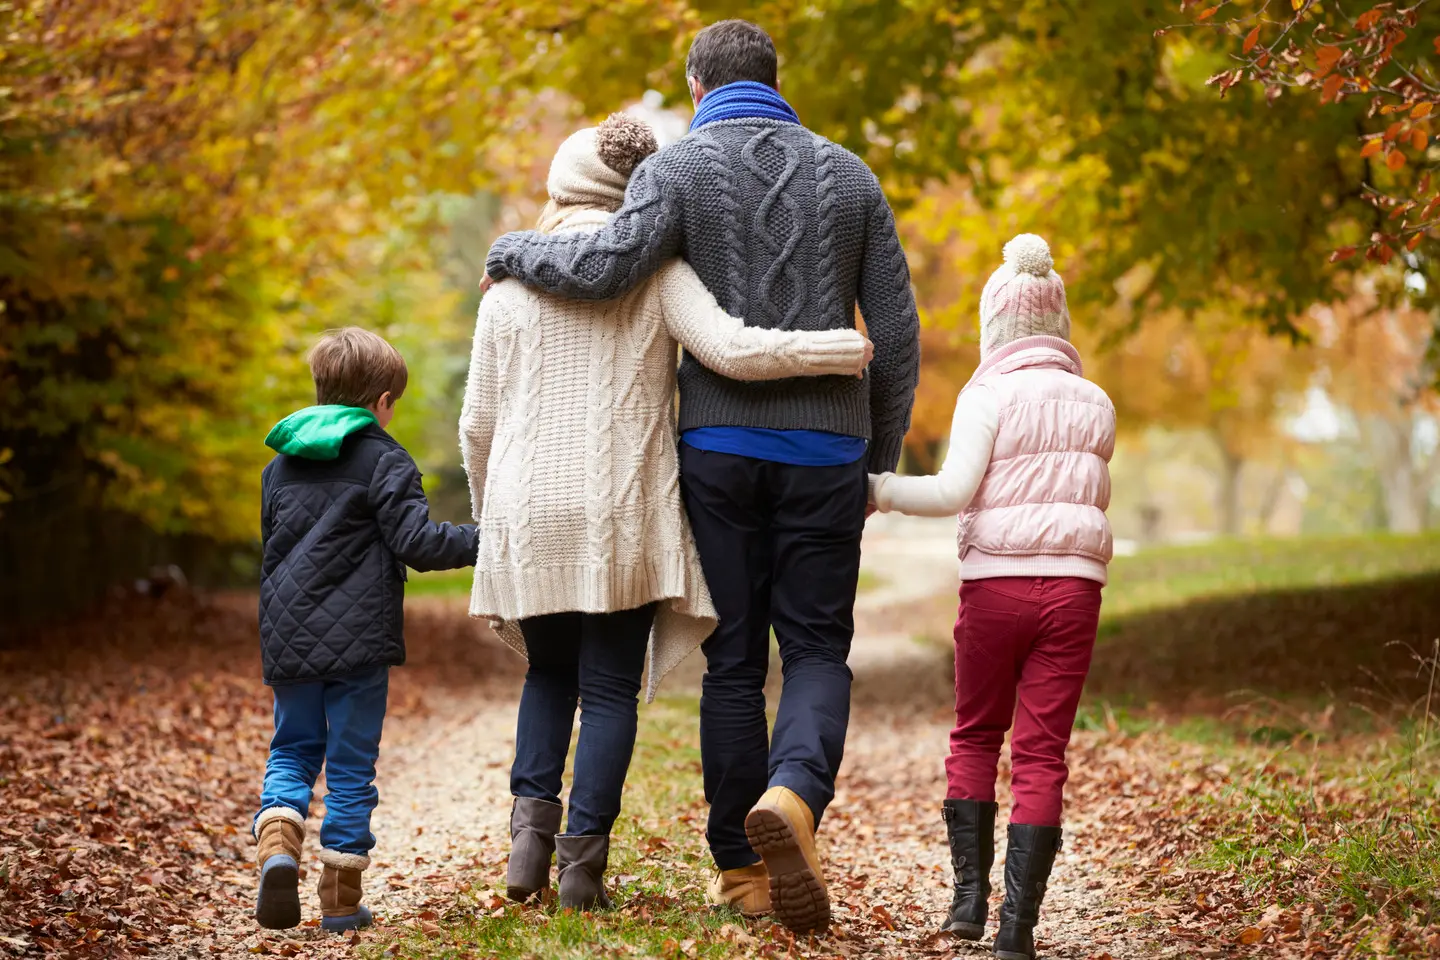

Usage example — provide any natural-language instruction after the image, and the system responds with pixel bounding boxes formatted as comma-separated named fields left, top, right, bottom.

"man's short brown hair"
left=685, top=20, right=778, bottom=91
left=308, top=327, right=408, bottom=408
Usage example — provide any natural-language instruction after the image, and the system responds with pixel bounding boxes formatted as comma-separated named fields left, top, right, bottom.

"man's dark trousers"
left=679, top=444, right=867, bottom=871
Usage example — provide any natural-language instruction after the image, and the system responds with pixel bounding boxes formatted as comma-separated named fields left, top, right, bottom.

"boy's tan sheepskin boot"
left=318, top=849, right=373, bottom=932
left=254, top=807, right=305, bottom=929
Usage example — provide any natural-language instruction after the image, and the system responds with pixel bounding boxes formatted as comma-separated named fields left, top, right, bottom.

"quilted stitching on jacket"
left=258, top=425, right=477, bottom=685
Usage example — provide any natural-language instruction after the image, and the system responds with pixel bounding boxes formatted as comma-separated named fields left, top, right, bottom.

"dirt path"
left=152, top=685, right=520, bottom=958
left=157, top=517, right=1159, bottom=958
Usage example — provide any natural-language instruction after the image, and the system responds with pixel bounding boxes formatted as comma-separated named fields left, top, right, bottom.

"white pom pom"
left=1003, top=234, right=1053, bottom=277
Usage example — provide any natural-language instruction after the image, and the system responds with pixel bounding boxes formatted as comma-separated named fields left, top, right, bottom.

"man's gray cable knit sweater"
left=485, top=118, right=921, bottom=474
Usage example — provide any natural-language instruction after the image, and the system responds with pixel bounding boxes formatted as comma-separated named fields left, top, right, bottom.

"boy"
left=253, top=327, right=478, bottom=931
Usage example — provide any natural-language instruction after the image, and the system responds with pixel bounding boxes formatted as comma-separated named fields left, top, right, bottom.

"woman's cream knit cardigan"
left=460, top=208, right=868, bottom=701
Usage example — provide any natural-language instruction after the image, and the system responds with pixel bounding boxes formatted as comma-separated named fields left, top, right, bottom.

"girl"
left=868, top=235, right=1115, bottom=960
left=460, top=113, right=871, bottom=911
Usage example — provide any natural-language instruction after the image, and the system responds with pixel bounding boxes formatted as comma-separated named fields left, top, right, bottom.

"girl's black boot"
left=940, top=799, right=998, bottom=939
left=993, top=824, right=1062, bottom=960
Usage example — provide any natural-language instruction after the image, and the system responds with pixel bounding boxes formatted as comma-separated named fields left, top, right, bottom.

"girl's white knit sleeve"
left=868, top=386, right=999, bottom=518
left=459, top=296, right=503, bottom=523
left=656, top=260, right=868, bottom=380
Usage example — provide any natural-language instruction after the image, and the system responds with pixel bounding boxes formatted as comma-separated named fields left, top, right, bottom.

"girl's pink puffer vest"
left=958, top=336, right=1115, bottom=585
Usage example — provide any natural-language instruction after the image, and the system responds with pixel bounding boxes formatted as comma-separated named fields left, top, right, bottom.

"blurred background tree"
left=3, top=0, right=1438, bottom=618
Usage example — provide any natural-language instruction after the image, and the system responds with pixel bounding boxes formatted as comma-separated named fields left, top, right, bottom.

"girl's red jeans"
left=947, top=576, right=1102, bottom=826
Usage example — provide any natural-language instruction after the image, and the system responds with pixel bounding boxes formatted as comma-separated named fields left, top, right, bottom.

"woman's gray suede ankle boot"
left=555, top=834, right=613, bottom=911
left=506, top=797, right=563, bottom=902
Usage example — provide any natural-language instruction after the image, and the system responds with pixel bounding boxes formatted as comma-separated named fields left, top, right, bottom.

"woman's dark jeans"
left=510, top=604, right=656, bottom=837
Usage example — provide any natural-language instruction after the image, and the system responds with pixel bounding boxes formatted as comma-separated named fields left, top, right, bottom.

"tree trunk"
left=1216, top=445, right=1245, bottom=537
left=1255, top=461, right=1294, bottom=533
left=1360, top=413, right=1427, bottom=534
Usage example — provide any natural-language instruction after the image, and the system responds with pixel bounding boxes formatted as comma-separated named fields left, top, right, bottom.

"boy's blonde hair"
left=308, top=327, right=408, bottom=408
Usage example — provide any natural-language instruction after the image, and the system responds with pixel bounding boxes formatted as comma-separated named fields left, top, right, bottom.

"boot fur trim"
left=319, top=849, right=371, bottom=870
left=255, top=805, right=306, bottom=837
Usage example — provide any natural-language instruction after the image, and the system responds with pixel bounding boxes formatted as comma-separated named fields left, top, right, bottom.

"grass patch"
left=1086, top=571, right=1440, bottom=715
left=406, top=568, right=475, bottom=598
left=1108, top=635, right=1440, bottom=954
left=902, top=533, right=1440, bottom=721
left=1172, top=719, right=1440, bottom=952
left=1102, top=532, right=1440, bottom=621
left=370, top=699, right=783, bottom=959
left=855, top=568, right=884, bottom=594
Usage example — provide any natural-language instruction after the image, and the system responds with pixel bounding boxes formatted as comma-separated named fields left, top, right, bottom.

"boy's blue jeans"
left=255, top=667, right=389, bottom=855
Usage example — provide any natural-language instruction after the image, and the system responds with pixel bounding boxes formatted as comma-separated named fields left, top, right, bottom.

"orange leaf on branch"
left=1385, top=121, right=1404, bottom=140
left=1413, top=102, right=1434, bottom=119
left=1412, top=129, right=1428, bottom=151
left=1387, top=148, right=1407, bottom=171
left=1383, top=29, right=1408, bottom=61
left=1356, top=9, right=1384, bottom=33
left=1321, top=73, right=1344, bottom=104
left=1361, top=139, right=1385, bottom=158
left=1196, top=6, right=1220, bottom=22
left=1243, top=25, right=1262, bottom=54
left=1314, top=45, right=1342, bottom=78
left=1408, top=233, right=1424, bottom=251
left=1329, top=246, right=1358, bottom=262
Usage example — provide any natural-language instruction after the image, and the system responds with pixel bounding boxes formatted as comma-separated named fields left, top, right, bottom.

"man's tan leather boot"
left=744, top=786, right=829, bottom=933
left=707, top=862, right=770, bottom=916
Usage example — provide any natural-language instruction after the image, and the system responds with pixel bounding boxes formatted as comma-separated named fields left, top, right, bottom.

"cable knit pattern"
left=697, top=134, right=748, bottom=302
left=462, top=216, right=871, bottom=700
left=814, top=139, right=842, bottom=326
left=485, top=118, right=921, bottom=473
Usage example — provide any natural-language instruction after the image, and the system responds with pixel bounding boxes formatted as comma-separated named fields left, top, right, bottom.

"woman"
left=459, top=113, right=871, bottom=910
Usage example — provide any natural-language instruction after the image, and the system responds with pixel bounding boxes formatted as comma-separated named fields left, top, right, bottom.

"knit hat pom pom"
left=1003, top=234, right=1054, bottom=277
left=594, top=113, right=659, bottom=178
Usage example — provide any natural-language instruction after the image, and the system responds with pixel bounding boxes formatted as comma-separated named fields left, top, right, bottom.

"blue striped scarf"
left=689, top=81, right=800, bottom=131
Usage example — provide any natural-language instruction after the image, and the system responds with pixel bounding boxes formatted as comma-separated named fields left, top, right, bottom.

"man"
left=481, top=20, right=920, bottom=934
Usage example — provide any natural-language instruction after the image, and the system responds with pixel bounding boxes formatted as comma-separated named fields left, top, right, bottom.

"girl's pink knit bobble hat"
left=977, top=234, right=1071, bottom=358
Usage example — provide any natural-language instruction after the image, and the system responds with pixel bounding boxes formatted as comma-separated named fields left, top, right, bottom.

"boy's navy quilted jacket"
left=258, top=406, right=478, bottom=685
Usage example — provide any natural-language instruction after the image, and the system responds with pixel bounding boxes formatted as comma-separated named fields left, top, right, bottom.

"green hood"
left=265, top=405, right=377, bottom=460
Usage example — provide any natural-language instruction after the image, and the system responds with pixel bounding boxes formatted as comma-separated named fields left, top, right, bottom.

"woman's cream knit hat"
left=546, top=113, right=659, bottom=211
left=978, top=234, right=1071, bottom=358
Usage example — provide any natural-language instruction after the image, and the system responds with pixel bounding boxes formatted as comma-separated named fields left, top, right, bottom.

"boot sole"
left=321, top=904, right=373, bottom=932
left=255, top=854, right=300, bottom=930
left=993, top=951, right=1032, bottom=960
left=744, top=806, right=829, bottom=934
left=942, top=919, right=985, bottom=939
